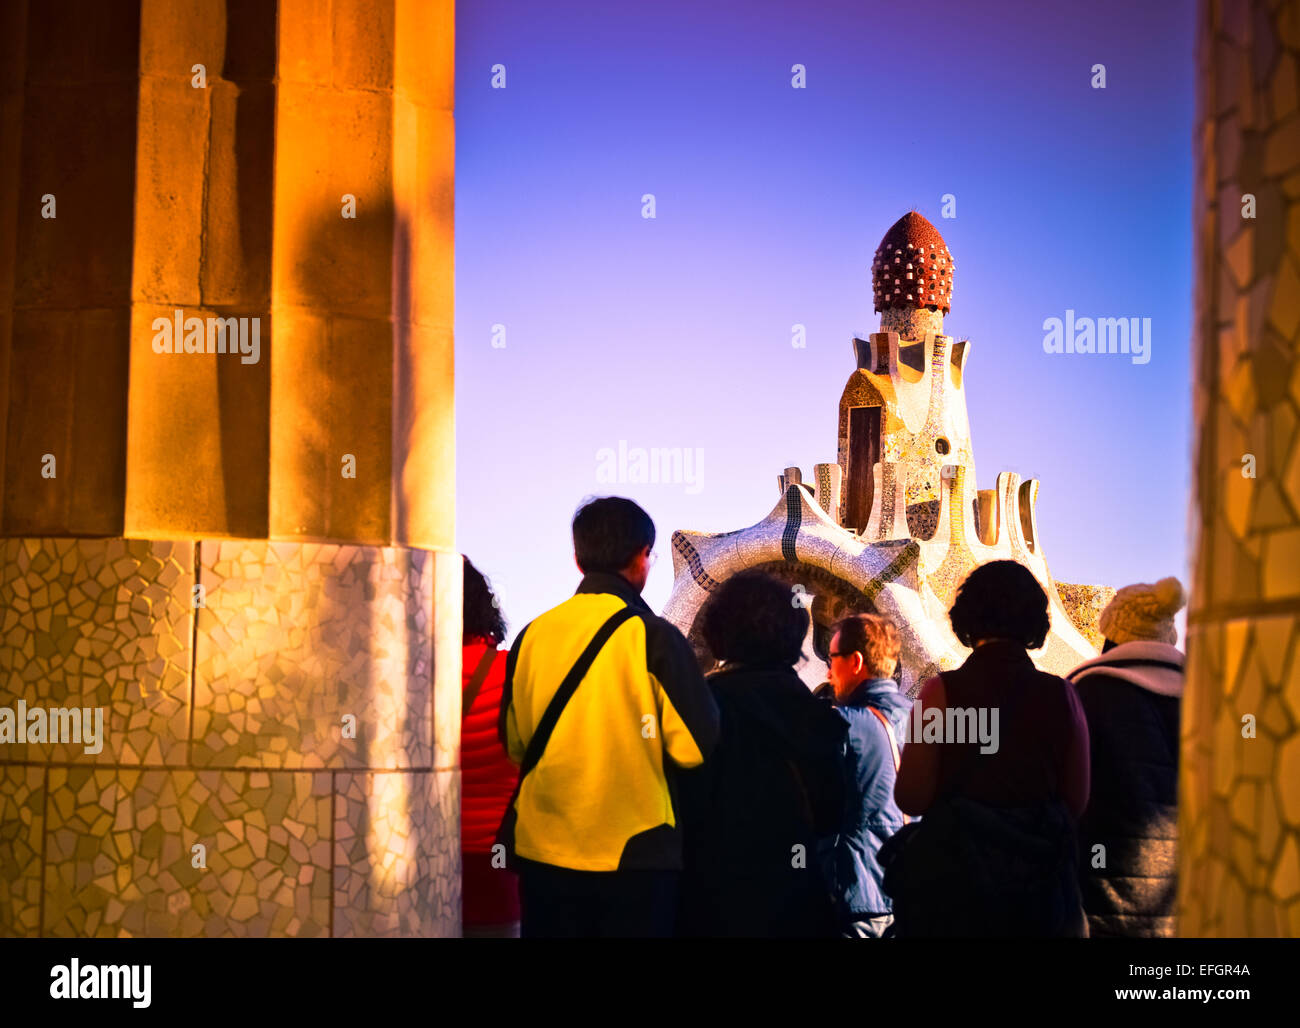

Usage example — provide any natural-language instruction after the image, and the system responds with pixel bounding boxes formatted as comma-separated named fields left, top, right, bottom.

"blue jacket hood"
left=842, top=678, right=912, bottom=727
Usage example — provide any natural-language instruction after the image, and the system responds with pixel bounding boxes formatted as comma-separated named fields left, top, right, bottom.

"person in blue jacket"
left=820, top=613, right=913, bottom=938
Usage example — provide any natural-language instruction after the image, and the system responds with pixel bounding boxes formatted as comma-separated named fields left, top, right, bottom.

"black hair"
left=463, top=556, right=506, bottom=645
left=701, top=571, right=809, bottom=667
left=571, top=496, right=656, bottom=574
left=948, top=560, right=1050, bottom=650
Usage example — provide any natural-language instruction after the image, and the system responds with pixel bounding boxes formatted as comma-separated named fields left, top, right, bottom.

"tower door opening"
left=845, top=405, right=881, bottom=533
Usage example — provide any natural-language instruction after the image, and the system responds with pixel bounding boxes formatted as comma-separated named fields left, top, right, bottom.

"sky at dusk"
left=454, top=0, right=1196, bottom=645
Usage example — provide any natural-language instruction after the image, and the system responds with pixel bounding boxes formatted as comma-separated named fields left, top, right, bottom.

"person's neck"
left=837, top=675, right=884, bottom=702
left=618, top=570, right=646, bottom=592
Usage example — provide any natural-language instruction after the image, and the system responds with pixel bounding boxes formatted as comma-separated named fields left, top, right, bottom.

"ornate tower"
left=665, top=211, right=1113, bottom=693
left=839, top=212, right=974, bottom=539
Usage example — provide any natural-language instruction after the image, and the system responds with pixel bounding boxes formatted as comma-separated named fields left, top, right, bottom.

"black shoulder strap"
left=517, top=605, right=643, bottom=783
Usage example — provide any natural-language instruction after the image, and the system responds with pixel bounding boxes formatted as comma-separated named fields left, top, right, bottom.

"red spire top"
left=870, top=211, right=954, bottom=315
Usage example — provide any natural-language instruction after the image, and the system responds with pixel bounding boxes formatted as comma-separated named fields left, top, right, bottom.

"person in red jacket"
left=461, top=557, right=521, bottom=937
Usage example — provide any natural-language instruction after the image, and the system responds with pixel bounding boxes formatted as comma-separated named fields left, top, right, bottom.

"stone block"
left=332, top=769, right=459, bottom=936
left=3, top=308, right=130, bottom=536
left=0, top=0, right=27, bottom=96
left=0, top=538, right=193, bottom=766
left=24, top=0, right=141, bottom=85
left=394, top=100, right=454, bottom=330
left=393, top=322, right=454, bottom=551
left=0, top=766, right=44, bottom=937
left=269, top=311, right=392, bottom=543
left=131, top=75, right=208, bottom=306
left=42, top=767, right=333, bottom=936
left=123, top=303, right=270, bottom=538
left=272, top=82, right=394, bottom=319
left=200, top=80, right=274, bottom=306
left=192, top=540, right=432, bottom=769
left=138, top=0, right=228, bottom=79
left=277, top=0, right=334, bottom=86
left=334, top=0, right=395, bottom=90
left=430, top=548, right=461, bottom=768
left=220, top=0, right=278, bottom=82
left=395, top=0, right=454, bottom=111
left=14, top=83, right=138, bottom=308
left=0, top=93, right=23, bottom=309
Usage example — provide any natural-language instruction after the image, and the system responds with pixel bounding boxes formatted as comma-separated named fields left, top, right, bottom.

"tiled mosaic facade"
left=0, top=539, right=192, bottom=765
left=334, top=770, right=460, bottom=938
left=0, top=538, right=461, bottom=938
left=1054, top=582, right=1119, bottom=651
left=194, top=542, right=435, bottom=770
left=1180, top=0, right=1300, bottom=937
left=667, top=213, right=1110, bottom=694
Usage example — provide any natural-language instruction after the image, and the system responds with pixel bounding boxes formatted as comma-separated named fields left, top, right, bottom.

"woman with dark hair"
left=676, top=572, right=847, bottom=937
left=460, top=557, right=520, bottom=938
left=882, top=560, right=1090, bottom=937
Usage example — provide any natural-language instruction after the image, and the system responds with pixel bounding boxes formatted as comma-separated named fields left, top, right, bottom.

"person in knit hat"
left=1097, top=576, right=1185, bottom=648
left=1067, top=577, right=1186, bottom=938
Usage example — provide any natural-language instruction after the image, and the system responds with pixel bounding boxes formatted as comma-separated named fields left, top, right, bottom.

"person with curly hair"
left=460, top=557, right=520, bottom=938
left=883, top=560, right=1090, bottom=937
left=676, top=571, right=847, bottom=937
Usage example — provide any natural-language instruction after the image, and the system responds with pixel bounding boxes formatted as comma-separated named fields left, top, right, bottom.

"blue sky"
left=454, top=0, right=1196, bottom=644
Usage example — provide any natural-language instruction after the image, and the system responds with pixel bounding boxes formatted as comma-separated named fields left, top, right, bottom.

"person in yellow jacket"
left=498, top=496, right=720, bottom=937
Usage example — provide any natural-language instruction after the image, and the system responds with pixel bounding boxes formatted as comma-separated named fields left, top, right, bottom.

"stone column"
left=1180, top=0, right=1300, bottom=935
left=0, top=0, right=458, bottom=937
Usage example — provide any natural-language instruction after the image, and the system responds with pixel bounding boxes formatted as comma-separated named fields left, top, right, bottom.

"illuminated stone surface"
left=193, top=541, right=437, bottom=770
left=1181, top=0, right=1300, bottom=937
left=0, top=0, right=459, bottom=937
left=0, top=766, right=43, bottom=937
left=0, top=539, right=462, bottom=936
left=333, top=770, right=460, bottom=938
left=0, top=539, right=192, bottom=765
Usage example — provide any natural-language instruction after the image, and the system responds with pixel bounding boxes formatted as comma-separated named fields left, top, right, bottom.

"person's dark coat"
left=879, top=642, right=1089, bottom=938
left=677, top=663, right=847, bottom=937
left=821, top=678, right=912, bottom=921
left=1067, top=641, right=1183, bottom=938
left=879, top=791, right=1085, bottom=937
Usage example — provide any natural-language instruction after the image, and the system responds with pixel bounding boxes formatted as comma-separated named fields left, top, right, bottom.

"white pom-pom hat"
left=1098, top=577, right=1186, bottom=646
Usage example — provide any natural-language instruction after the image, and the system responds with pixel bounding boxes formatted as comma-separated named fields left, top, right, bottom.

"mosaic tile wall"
left=0, top=538, right=461, bottom=937
left=665, top=473, right=1102, bottom=697
left=1180, top=0, right=1300, bottom=936
left=1054, top=582, right=1118, bottom=650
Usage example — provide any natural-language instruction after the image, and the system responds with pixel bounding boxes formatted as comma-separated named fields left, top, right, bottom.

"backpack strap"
left=462, top=644, right=499, bottom=715
left=866, top=704, right=909, bottom=825
left=866, top=705, right=901, bottom=771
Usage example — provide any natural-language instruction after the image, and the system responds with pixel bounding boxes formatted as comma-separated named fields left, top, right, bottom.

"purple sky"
left=455, top=0, right=1196, bottom=645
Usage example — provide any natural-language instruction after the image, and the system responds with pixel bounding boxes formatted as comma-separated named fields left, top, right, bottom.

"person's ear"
left=851, top=652, right=864, bottom=676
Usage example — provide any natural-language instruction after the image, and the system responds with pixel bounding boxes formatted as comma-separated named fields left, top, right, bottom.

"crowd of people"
left=459, top=496, right=1187, bottom=939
